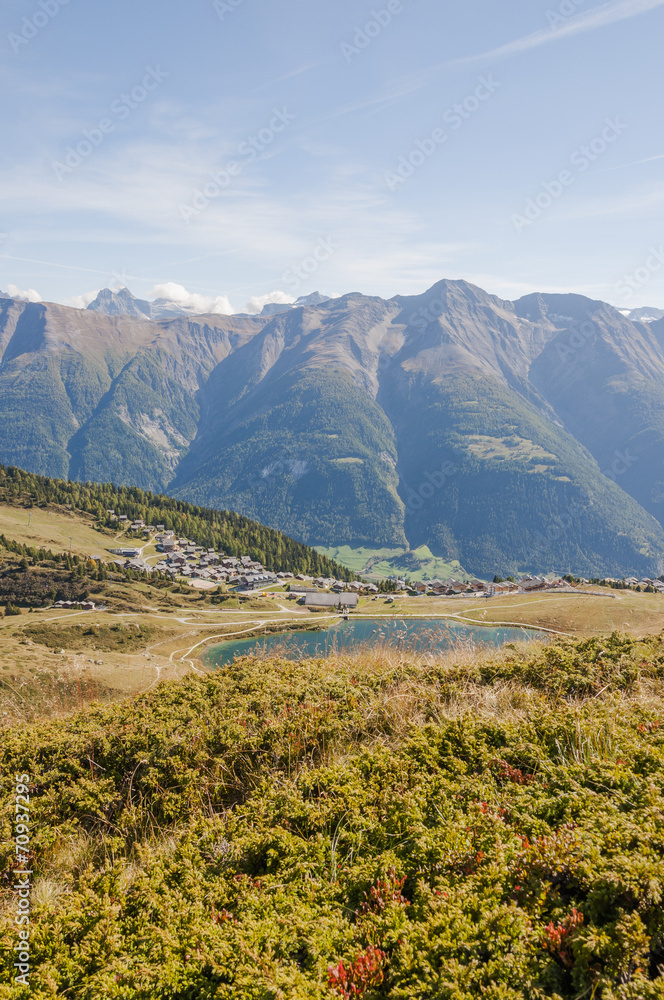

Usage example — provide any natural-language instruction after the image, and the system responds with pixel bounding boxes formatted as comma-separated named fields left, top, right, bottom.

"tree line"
left=0, top=465, right=355, bottom=580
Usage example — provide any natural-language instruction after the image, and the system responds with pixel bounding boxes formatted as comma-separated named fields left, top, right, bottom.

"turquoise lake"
left=203, top=618, right=544, bottom=668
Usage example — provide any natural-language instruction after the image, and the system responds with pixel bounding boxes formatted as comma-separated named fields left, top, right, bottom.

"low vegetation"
left=1, top=633, right=664, bottom=997
left=20, top=621, right=157, bottom=653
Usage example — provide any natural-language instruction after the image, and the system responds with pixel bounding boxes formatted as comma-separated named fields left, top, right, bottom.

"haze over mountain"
left=1, top=279, right=664, bottom=578
left=625, top=307, right=664, bottom=324
left=85, top=287, right=331, bottom=320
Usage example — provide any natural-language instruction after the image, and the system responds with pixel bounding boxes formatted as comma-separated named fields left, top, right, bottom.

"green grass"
left=316, top=544, right=467, bottom=582
left=1, top=633, right=663, bottom=997
left=465, top=434, right=558, bottom=465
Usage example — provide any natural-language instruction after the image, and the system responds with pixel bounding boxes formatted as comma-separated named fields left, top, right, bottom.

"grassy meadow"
left=315, top=544, right=466, bottom=582
left=0, top=504, right=119, bottom=564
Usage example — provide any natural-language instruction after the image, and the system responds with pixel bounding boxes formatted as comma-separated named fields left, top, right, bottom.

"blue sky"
left=1, top=0, right=664, bottom=312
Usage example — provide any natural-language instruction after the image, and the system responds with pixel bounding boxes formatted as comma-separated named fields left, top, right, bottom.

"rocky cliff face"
left=1, top=280, right=664, bottom=577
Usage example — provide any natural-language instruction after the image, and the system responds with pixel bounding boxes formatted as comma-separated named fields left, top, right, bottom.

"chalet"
left=520, top=576, right=547, bottom=592
left=303, top=593, right=359, bottom=609
left=54, top=600, right=96, bottom=611
left=124, top=558, right=152, bottom=573
left=240, top=573, right=278, bottom=590
left=487, top=581, right=520, bottom=596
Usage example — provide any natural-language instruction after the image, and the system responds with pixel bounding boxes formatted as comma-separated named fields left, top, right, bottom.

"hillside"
left=0, top=464, right=354, bottom=582
left=1, top=635, right=663, bottom=997
left=2, top=283, right=664, bottom=576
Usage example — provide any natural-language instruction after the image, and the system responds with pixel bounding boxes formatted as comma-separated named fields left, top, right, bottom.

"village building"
left=302, top=593, right=359, bottom=609
left=520, top=576, right=547, bottom=592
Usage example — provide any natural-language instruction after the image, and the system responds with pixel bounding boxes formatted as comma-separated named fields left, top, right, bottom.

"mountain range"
left=85, top=287, right=331, bottom=320
left=1, top=280, right=664, bottom=578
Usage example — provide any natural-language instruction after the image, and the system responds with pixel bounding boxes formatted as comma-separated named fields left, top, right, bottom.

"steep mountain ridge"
left=1, top=280, right=664, bottom=577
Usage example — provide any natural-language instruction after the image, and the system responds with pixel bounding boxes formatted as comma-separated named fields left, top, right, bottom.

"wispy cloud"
left=448, top=0, right=664, bottom=67
left=252, top=62, right=325, bottom=93
left=601, top=152, right=664, bottom=172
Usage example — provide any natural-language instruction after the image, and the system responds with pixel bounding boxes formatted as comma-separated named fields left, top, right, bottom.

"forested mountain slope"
left=1, top=281, right=664, bottom=577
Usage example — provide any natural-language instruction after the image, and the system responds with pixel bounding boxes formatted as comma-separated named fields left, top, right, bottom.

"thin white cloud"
left=601, top=152, right=664, bottom=172
left=6, top=283, right=41, bottom=302
left=554, top=182, right=664, bottom=221
left=149, top=282, right=234, bottom=315
left=65, top=289, right=100, bottom=309
left=253, top=62, right=325, bottom=93
left=448, top=0, right=664, bottom=67
left=244, top=291, right=295, bottom=314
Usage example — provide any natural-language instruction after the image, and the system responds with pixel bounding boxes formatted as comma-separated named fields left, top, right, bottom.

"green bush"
left=0, top=634, right=663, bottom=998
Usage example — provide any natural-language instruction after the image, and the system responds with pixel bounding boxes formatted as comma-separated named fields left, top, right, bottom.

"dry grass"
left=366, top=589, right=664, bottom=637
left=247, top=635, right=664, bottom=747
left=0, top=502, right=117, bottom=562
